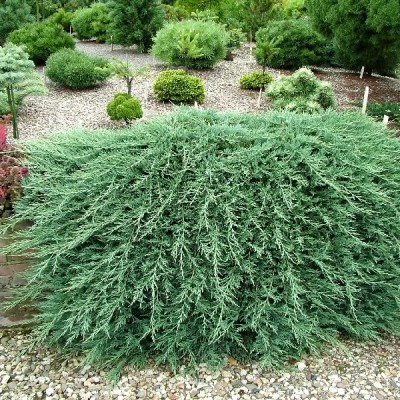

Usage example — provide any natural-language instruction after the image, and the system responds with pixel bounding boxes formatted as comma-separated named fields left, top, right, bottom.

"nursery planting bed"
left=1, top=41, right=400, bottom=400
left=15, top=42, right=400, bottom=141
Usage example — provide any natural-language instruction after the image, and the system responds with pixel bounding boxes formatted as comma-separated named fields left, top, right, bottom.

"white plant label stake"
left=257, top=88, right=263, bottom=108
left=361, top=86, right=369, bottom=114
left=249, top=32, right=252, bottom=55
left=383, top=115, right=389, bottom=126
left=360, top=66, right=365, bottom=79
left=111, top=36, right=114, bottom=51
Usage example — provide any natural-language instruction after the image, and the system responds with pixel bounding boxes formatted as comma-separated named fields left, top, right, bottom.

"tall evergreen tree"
left=108, top=0, right=164, bottom=52
left=0, top=0, right=34, bottom=44
left=306, top=0, right=400, bottom=75
left=241, top=0, right=278, bottom=36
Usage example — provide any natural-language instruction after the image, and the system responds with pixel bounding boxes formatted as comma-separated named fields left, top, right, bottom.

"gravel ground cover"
left=0, top=329, right=399, bottom=400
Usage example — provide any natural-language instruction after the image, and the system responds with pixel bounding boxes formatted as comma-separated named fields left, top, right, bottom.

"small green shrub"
left=153, top=69, right=205, bottom=104
left=240, top=71, right=273, bottom=90
left=366, top=102, right=400, bottom=125
left=162, top=4, right=190, bottom=21
left=226, top=28, right=246, bottom=49
left=107, top=93, right=143, bottom=123
left=71, top=3, right=111, bottom=42
left=5, top=108, right=400, bottom=374
left=45, top=49, right=110, bottom=89
left=255, top=18, right=330, bottom=69
left=152, top=20, right=227, bottom=69
left=266, top=67, right=335, bottom=112
left=7, top=21, right=75, bottom=64
left=49, top=8, right=74, bottom=31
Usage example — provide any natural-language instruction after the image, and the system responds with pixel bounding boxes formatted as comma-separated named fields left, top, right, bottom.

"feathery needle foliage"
left=0, top=43, right=47, bottom=138
left=2, top=108, right=400, bottom=374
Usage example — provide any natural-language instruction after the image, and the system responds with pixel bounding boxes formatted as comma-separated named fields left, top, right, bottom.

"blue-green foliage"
left=4, top=108, right=400, bottom=373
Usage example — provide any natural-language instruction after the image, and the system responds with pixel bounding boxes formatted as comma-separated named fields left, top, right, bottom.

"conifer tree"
left=241, top=0, right=277, bottom=37
left=108, top=0, right=164, bottom=52
left=306, top=0, right=400, bottom=75
left=0, top=43, right=47, bottom=138
left=0, top=0, right=34, bottom=44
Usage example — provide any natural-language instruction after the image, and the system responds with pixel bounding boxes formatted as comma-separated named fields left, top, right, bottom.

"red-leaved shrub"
left=0, top=117, right=28, bottom=216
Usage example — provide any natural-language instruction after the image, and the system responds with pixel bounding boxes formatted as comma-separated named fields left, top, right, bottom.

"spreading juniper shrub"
left=4, top=108, right=400, bottom=375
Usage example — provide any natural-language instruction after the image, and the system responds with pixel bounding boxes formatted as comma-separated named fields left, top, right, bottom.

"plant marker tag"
left=360, top=66, right=365, bottom=79
left=145, top=84, right=149, bottom=105
left=69, top=25, right=72, bottom=35
left=361, top=86, right=369, bottom=114
left=194, top=101, right=198, bottom=108
left=383, top=115, right=389, bottom=126
left=249, top=32, right=252, bottom=55
left=257, top=88, right=263, bottom=108
left=111, top=36, right=114, bottom=51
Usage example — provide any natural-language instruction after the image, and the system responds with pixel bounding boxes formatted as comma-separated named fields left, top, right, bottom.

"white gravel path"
left=0, top=329, right=399, bottom=400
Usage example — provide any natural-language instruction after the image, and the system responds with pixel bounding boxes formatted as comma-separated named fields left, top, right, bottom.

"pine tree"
left=0, top=0, right=34, bottom=44
left=0, top=43, right=47, bottom=138
left=241, top=0, right=277, bottom=37
left=108, top=0, right=164, bottom=52
left=306, top=0, right=400, bottom=75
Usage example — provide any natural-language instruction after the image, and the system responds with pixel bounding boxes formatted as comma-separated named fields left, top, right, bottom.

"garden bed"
left=15, top=43, right=400, bottom=141
left=1, top=41, right=400, bottom=400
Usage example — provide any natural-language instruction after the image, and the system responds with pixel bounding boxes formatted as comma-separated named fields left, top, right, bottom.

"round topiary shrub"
left=151, top=20, right=227, bottom=69
left=71, top=3, right=111, bottom=43
left=45, top=49, right=110, bottom=89
left=266, top=67, right=335, bottom=112
left=6, top=108, right=400, bottom=372
left=255, top=18, right=330, bottom=69
left=239, top=71, right=273, bottom=90
left=7, top=21, right=75, bottom=64
left=153, top=69, right=205, bottom=104
left=107, top=93, right=143, bottom=123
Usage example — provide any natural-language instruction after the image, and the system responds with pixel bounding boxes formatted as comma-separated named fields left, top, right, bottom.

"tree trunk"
left=6, top=86, right=18, bottom=139
left=35, top=0, right=40, bottom=22
left=127, top=78, right=133, bottom=96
